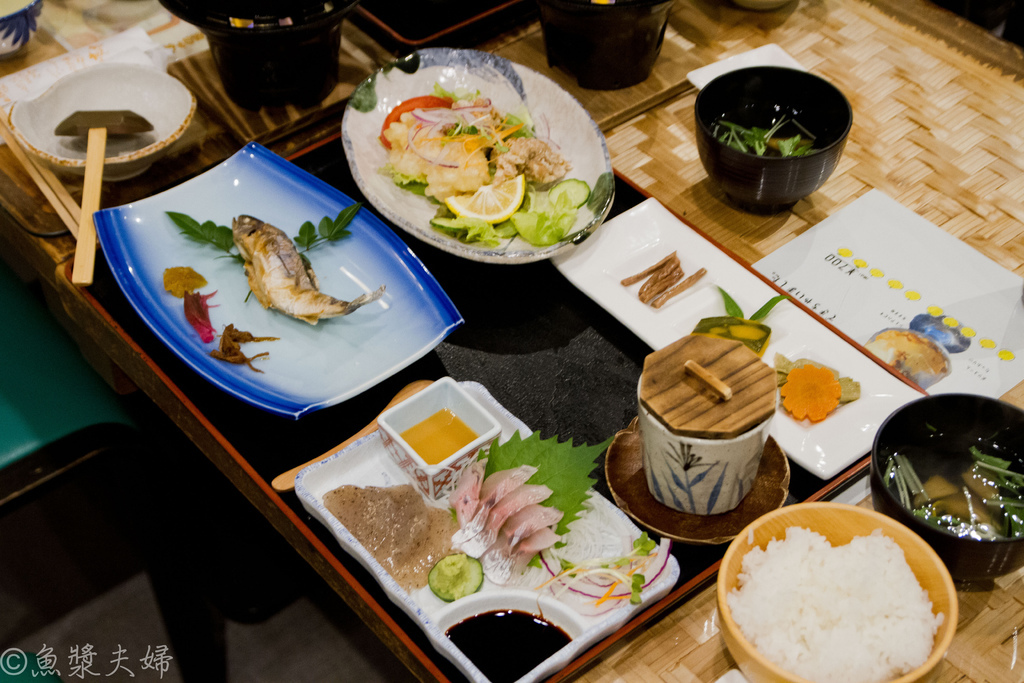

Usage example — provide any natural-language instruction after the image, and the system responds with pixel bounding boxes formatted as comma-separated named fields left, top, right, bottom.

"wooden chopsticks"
left=0, top=112, right=81, bottom=237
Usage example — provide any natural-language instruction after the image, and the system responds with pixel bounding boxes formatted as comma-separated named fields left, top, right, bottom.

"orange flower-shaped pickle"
left=780, top=364, right=843, bottom=422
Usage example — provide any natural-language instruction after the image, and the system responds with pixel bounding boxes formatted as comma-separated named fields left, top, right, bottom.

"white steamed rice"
left=727, top=526, right=943, bottom=683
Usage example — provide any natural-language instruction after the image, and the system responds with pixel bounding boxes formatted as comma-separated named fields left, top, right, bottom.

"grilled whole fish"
left=232, top=215, right=384, bottom=325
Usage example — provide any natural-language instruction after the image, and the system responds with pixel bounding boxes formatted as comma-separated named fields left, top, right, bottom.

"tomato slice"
left=379, top=95, right=453, bottom=149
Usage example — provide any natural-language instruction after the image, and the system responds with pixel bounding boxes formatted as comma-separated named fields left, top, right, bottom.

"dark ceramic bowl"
left=537, top=0, right=673, bottom=90
left=158, top=0, right=361, bottom=109
left=871, top=393, right=1024, bottom=582
left=694, top=66, right=852, bottom=213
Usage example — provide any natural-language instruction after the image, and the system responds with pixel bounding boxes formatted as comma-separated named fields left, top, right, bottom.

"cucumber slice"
left=429, top=554, right=484, bottom=602
left=548, top=178, right=590, bottom=209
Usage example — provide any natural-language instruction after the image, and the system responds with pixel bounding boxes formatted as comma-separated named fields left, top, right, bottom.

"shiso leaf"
left=483, top=430, right=607, bottom=539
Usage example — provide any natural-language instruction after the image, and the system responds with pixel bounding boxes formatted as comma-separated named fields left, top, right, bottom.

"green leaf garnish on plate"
left=483, top=430, right=608, bottom=539
left=166, top=211, right=243, bottom=263
left=294, top=204, right=361, bottom=252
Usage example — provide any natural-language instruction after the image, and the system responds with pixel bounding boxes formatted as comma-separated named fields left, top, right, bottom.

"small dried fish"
left=232, top=215, right=384, bottom=325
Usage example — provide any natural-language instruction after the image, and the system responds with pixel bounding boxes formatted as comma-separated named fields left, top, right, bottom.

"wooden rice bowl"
left=717, top=502, right=958, bottom=683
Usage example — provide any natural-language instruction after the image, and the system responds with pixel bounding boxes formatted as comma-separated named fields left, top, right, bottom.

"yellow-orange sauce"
left=401, top=408, right=478, bottom=465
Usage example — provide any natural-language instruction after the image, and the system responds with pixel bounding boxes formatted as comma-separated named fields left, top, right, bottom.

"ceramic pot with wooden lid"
left=638, top=334, right=777, bottom=515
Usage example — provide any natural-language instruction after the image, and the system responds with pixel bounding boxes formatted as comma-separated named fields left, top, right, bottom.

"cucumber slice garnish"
left=428, top=554, right=484, bottom=602
left=548, top=178, right=591, bottom=209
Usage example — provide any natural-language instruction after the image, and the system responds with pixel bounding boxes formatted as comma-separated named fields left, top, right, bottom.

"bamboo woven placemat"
left=562, top=3, right=1024, bottom=681
left=572, top=494, right=1024, bottom=683
left=603, top=0, right=1024, bottom=284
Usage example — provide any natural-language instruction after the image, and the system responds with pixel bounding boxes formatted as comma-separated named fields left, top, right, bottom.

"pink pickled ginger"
left=183, top=290, right=218, bottom=343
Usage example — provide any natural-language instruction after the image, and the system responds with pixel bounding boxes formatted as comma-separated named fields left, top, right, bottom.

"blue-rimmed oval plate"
left=342, top=48, right=615, bottom=264
left=94, top=142, right=463, bottom=419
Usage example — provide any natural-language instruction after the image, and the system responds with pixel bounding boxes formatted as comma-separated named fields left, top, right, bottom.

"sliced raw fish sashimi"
left=452, top=464, right=537, bottom=548
left=479, top=464, right=538, bottom=504
left=481, top=525, right=561, bottom=586
left=450, top=460, right=485, bottom=528
left=456, top=484, right=552, bottom=558
left=480, top=536, right=516, bottom=585
left=502, top=504, right=563, bottom=547
left=517, top=527, right=560, bottom=556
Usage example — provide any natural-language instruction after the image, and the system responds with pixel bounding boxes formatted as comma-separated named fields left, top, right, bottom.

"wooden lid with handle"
left=639, top=334, right=776, bottom=439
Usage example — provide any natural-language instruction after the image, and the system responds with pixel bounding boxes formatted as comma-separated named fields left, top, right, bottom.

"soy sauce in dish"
left=445, top=609, right=571, bottom=682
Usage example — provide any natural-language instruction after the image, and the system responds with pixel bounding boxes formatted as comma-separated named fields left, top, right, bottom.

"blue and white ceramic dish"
left=0, top=0, right=41, bottom=59
left=342, top=48, right=614, bottom=264
left=296, top=382, right=680, bottom=683
left=95, top=142, right=463, bottom=419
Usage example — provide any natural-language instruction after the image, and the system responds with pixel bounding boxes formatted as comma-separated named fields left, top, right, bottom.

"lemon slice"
left=444, top=174, right=526, bottom=223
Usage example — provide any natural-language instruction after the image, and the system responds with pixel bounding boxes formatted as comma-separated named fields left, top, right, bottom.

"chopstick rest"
left=55, top=110, right=153, bottom=286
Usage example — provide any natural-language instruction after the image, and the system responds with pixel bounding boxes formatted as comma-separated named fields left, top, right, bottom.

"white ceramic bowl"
left=432, top=588, right=585, bottom=638
left=342, top=47, right=615, bottom=264
left=377, top=376, right=501, bottom=500
left=8, top=62, right=196, bottom=181
left=0, top=0, right=42, bottom=59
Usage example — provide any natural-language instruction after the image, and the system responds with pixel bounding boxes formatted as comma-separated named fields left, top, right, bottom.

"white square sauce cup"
left=377, top=377, right=501, bottom=500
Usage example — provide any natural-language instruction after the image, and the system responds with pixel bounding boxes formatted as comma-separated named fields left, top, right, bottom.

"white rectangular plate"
left=687, top=44, right=805, bottom=89
left=296, top=381, right=680, bottom=683
left=552, top=199, right=922, bottom=479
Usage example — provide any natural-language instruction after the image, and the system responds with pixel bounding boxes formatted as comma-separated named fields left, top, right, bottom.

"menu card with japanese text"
left=754, top=190, right=1024, bottom=398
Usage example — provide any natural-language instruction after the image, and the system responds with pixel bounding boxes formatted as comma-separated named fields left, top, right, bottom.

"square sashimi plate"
left=552, top=199, right=924, bottom=479
left=296, top=381, right=680, bottom=683
left=94, top=142, right=463, bottom=419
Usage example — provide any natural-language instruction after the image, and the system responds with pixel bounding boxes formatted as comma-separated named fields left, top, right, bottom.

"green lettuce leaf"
left=431, top=215, right=502, bottom=247
left=510, top=190, right=579, bottom=246
left=433, top=83, right=480, bottom=102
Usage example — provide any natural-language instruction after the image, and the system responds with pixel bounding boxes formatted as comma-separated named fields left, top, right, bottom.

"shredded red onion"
left=539, top=538, right=673, bottom=613
left=533, top=113, right=553, bottom=141
left=406, top=123, right=460, bottom=168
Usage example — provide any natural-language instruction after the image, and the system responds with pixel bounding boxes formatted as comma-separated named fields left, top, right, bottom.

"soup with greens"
left=881, top=423, right=1024, bottom=541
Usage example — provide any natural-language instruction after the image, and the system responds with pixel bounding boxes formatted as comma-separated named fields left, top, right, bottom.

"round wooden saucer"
left=605, top=417, right=790, bottom=545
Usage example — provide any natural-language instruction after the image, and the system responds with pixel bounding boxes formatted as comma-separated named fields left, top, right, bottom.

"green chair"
left=0, top=258, right=137, bottom=506
left=0, top=261, right=230, bottom=681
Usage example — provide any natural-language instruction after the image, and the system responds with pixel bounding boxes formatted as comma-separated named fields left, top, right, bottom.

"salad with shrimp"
left=379, top=83, right=592, bottom=248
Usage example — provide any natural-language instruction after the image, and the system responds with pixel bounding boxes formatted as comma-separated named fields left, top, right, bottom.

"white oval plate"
left=342, top=48, right=614, bottom=264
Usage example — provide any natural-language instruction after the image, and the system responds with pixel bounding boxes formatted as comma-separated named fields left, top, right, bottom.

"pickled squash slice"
left=691, top=287, right=788, bottom=356
left=779, top=364, right=843, bottom=422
